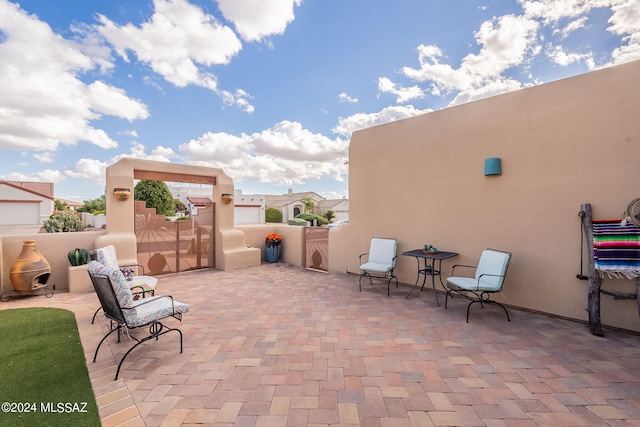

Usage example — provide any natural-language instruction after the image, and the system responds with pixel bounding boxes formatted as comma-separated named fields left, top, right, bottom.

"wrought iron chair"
left=87, top=261, right=189, bottom=380
left=445, top=249, right=512, bottom=322
left=90, top=245, right=158, bottom=323
left=359, top=237, right=398, bottom=296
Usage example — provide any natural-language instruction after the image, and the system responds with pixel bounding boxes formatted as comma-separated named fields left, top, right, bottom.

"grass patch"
left=0, top=307, right=100, bottom=426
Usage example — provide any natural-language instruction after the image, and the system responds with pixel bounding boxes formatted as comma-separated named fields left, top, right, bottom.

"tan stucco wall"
left=1, top=230, right=106, bottom=295
left=237, top=224, right=305, bottom=266
left=97, top=158, right=260, bottom=271
left=346, top=60, right=640, bottom=332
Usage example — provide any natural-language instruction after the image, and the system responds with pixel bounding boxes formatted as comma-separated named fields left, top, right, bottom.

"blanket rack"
left=579, top=203, right=640, bottom=336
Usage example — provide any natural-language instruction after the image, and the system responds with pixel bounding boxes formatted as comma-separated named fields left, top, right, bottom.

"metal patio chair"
left=359, top=237, right=399, bottom=296
left=90, top=245, right=158, bottom=323
left=87, top=261, right=189, bottom=380
left=445, top=248, right=512, bottom=322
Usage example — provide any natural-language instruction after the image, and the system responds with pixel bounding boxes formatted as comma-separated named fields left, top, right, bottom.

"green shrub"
left=265, top=207, right=283, bottom=223
left=288, top=218, right=308, bottom=226
left=295, top=213, right=328, bottom=225
left=43, top=212, right=86, bottom=233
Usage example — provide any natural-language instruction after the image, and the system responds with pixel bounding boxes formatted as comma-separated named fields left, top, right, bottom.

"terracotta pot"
left=9, top=240, right=51, bottom=292
left=113, top=189, right=131, bottom=201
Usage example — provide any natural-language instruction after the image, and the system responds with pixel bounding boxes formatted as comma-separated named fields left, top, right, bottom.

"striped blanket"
left=593, top=219, right=640, bottom=279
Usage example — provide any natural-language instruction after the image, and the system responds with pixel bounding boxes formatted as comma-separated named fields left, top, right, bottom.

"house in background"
left=0, top=181, right=54, bottom=227
left=318, top=198, right=349, bottom=222
left=169, top=185, right=265, bottom=224
left=56, top=198, right=84, bottom=211
left=232, top=191, right=265, bottom=224
left=265, top=189, right=349, bottom=222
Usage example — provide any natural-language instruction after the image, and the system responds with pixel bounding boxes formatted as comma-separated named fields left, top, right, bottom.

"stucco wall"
left=0, top=230, right=106, bottom=295
left=97, top=158, right=260, bottom=271
left=346, top=60, right=640, bottom=332
left=236, top=224, right=305, bottom=266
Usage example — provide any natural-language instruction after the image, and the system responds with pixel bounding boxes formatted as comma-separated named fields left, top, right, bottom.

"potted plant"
left=265, top=233, right=283, bottom=263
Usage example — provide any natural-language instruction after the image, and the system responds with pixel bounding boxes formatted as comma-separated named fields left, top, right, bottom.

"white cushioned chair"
left=90, top=245, right=158, bottom=323
left=445, top=249, right=512, bottom=322
left=87, top=261, right=189, bottom=380
left=359, top=237, right=398, bottom=296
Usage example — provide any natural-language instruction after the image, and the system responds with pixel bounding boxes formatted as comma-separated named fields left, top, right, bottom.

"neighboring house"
left=318, top=198, right=349, bottom=222
left=233, top=191, right=265, bottom=224
left=0, top=181, right=54, bottom=225
left=265, top=189, right=349, bottom=222
left=169, top=185, right=265, bottom=224
left=56, top=198, right=83, bottom=211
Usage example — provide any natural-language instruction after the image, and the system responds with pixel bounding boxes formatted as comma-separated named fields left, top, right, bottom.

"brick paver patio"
left=3, top=263, right=640, bottom=426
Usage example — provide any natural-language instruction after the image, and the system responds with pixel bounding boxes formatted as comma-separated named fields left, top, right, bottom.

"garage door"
left=0, top=202, right=40, bottom=225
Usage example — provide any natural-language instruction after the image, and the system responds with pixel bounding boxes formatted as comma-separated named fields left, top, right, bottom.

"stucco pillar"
left=95, top=157, right=260, bottom=271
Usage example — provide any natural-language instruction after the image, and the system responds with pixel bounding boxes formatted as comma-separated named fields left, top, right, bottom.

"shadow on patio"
left=4, top=263, right=640, bottom=426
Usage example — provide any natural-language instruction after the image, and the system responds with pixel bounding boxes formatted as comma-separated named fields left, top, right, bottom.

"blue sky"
left=1, top=0, right=638, bottom=202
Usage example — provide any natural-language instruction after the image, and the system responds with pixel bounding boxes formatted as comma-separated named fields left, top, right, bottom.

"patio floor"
left=3, top=262, right=640, bottom=426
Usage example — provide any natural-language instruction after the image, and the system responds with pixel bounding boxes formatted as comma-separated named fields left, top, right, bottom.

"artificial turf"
left=0, top=307, right=100, bottom=426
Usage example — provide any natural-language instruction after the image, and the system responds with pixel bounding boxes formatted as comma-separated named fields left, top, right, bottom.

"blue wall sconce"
left=484, top=157, right=502, bottom=176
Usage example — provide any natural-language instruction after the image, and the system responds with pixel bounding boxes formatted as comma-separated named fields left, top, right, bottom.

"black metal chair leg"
left=91, top=306, right=103, bottom=324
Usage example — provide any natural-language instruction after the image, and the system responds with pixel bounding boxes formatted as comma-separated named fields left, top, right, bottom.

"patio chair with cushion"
left=90, top=245, right=158, bottom=323
left=445, top=248, right=512, bottom=322
left=359, top=237, right=399, bottom=296
left=87, top=260, right=189, bottom=380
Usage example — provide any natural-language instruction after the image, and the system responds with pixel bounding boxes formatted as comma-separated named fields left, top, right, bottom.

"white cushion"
left=366, top=238, right=397, bottom=266
left=360, top=261, right=393, bottom=273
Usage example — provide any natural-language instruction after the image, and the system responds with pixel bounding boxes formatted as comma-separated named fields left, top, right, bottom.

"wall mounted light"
left=484, top=158, right=502, bottom=176
left=221, top=193, right=234, bottom=204
left=113, top=188, right=131, bottom=200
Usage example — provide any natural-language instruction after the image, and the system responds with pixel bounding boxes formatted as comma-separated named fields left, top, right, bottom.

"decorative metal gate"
left=134, top=201, right=215, bottom=275
left=304, top=227, right=329, bottom=272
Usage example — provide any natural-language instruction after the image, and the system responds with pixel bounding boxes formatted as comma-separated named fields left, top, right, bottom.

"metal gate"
left=134, top=201, right=215, bottom=275
left=304, top=227, right=329, bottom=272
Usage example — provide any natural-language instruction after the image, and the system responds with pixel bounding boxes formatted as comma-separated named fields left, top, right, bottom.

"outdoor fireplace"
left=8, top=240, right=52, bottom=293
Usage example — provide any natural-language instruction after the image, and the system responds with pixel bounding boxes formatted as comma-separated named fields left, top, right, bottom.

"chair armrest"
left=124, top=295, right=176, bottom=313
left=121, top=263, right=146, bottom=275
left=359, top=252, right=369, bottom=263
left=472, top=273, right=506, bottom=290
left=451, top=264, right=476, bottom=275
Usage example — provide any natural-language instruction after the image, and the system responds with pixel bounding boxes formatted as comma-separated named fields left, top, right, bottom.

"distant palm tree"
left=301, top=196, right=315, bottom=213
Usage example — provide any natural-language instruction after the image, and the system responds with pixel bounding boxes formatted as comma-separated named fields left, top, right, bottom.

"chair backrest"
left=368, top=238, right=397, bottom=267
left=87, top=260, right=134, bottom=309
left=91, top=245, right=120, bottom=270
left=475, top=249, right=512, bottom=290
left=87, top=261, right=129, bottom=324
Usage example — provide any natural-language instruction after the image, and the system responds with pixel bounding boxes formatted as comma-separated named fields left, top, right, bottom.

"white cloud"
left=178, top=120, right=348, bottom=185
left=553, top=16, right=589, bottom=39
left=332, top=105, right=431, bottom=137
left=95, top=0, right=254, bottom=112
left=216, top=0, right=302, bottom=42
left=377, top=77, right=425, bottom=103
left=397, top=1, right=640, bottom=106
left=521, top=0, right=611, bottom=24
left=545, top=44, right=595, bottom=67
left=87, top=81, right=149, bottom=122
left=33, top=151, right=56, bottom=163
left=2, top=169, right=67, bottom=184
left=606, top=0, right=640, bottom=65
left=63, top=142, right=176, bottom=186
left=64, top=158, right=109, bottom=182
left=339, top=93, right=358, bottom=103
left=0, top=1, right=148, bottom=152
left=402, top=14, right=539, bottom=95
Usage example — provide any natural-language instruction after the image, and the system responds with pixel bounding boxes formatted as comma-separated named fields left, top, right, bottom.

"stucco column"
left=95, top=157, right=260, bottom=271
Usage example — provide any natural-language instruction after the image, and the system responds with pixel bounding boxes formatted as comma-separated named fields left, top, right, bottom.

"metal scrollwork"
left=149, top=321, right=164, bottom=337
